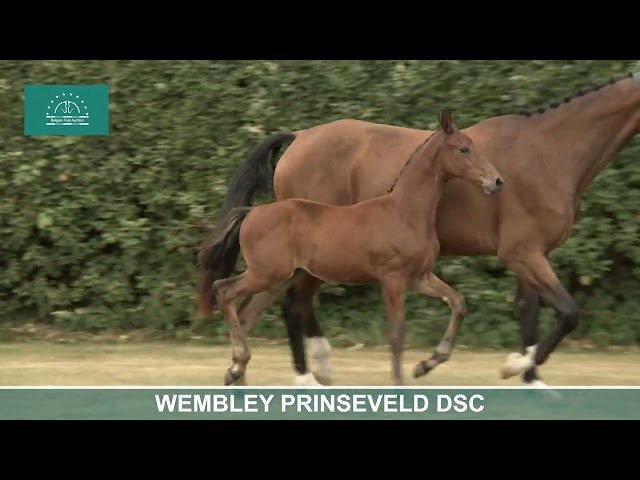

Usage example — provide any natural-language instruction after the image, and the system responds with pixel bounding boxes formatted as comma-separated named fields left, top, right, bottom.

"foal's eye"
left=459, top=147, right=470, bottom=154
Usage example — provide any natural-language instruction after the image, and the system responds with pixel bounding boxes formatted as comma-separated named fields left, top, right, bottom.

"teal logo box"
left=24, top=84, right=109, bottom=136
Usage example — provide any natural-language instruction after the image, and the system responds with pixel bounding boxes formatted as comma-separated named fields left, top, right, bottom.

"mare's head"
left=436, top=108, right=503, bottom=195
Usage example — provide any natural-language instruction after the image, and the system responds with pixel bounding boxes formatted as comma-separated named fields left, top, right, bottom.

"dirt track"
left=0, top=342, right=638, bottom=386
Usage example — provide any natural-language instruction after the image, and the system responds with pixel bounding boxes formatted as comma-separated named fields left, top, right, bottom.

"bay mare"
left=197, top=109, right=503, bottom=386
left=205, top=71, right=640, bottom=386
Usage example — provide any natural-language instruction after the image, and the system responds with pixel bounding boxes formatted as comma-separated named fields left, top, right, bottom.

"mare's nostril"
left=496, top=178, right=503, bottom=186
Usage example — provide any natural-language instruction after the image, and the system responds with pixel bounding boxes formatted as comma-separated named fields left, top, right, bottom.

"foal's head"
left=436, top=108, right=503, bottom=195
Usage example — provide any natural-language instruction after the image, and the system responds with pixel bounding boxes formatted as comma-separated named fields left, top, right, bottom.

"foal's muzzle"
left=483, top=177, right=504, bottom=195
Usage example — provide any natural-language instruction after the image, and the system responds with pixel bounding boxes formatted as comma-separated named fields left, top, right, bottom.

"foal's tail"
left=196, top=207, right=253, bottom=317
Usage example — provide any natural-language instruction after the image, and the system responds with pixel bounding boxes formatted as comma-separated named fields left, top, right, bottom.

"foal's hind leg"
left=213, top=271, right=283, bottom=386
left=410, top=271, right=466, bottom=379
left=230, top=276, right=305, bottom=386
left=223, top=291, right=281, bottom=386
left=239, top=292, right=280, bottom=335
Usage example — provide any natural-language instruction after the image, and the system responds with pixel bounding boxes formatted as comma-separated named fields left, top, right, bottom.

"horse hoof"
left=413, top=361, right=429, bottom=378
left=227, top=372, right=248, bottom=386
left=312, top=372, right=332, bottom=386
left=224, top=368, right=243, bottom=386
left=499, top=353, right=524, bottom=380
left=296, top=373, right=323, bottom=387
left=499, top=365, right=513, bottom=380
left=528, top=379, right=549, bottom=388
left=527, top=380, right=562, bottom=400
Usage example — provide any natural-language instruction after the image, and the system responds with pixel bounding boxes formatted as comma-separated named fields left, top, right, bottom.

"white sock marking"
left=295, top=373, right=322, bottom=387
left=306, top=337, right=331, bottom=358
left=306, top=337, right=333, bottom=382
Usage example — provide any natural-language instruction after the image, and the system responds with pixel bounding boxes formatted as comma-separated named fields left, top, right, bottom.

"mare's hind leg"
left=410, top=271, right=466, bottom=379
left=282, top=272, right=332, bottom=385
left=213, top=270, right=286, bottom=386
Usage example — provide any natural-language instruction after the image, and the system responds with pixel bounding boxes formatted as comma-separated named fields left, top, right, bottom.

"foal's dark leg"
left=516, top=279, right=544, bottom=384
left=500, top=253, right=578, bottom=380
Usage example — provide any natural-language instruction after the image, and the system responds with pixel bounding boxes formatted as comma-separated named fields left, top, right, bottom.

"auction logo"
left=24, top=84, right=109, bottom=136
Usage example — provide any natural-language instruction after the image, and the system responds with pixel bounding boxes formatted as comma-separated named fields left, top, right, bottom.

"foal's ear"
left=439, top=108, right=454, bottom=134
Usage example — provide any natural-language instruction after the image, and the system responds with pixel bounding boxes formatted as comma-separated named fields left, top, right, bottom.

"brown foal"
left=211, top=70, right=640, bottom=387
left=197, top=109, right=503, bottom=386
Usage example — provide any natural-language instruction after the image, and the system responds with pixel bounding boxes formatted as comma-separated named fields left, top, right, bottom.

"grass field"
left=0, top=341, right=638, bottom=386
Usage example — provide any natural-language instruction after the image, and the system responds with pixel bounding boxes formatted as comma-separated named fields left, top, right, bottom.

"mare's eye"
left=459, top=147, right=470, bottom=154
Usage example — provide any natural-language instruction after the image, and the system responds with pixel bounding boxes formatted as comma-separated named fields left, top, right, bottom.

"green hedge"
left=2, top=60, right=640, bottom=348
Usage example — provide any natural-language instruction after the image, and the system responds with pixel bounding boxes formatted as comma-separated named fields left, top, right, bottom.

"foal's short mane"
left=517, top=72, right=635, bottom=117
left=387, top=131, right=439, bottom=194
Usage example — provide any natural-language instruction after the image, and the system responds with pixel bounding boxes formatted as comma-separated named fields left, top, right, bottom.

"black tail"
left=218, top=132, right=296, bottom=220
left=196, top=207, right=252, bottom=317
left=197, top=131, right=294, bottom=317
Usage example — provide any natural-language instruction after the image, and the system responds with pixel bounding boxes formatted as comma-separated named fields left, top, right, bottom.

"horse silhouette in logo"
left=54, top=100, right=81, bottom=114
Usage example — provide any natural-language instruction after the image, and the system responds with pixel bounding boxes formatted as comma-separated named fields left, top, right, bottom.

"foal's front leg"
left=410, top=271, right=466, bottom=379
left=380, top=275, right=409, bottom=386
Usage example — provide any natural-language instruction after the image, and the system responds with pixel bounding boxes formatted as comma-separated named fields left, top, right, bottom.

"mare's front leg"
left=410, top=271, right=466, bottom=379
left=498, top=252, right=578, bottom=383
left=515, top=278, right=546, bottom=386
left=380, top=275, right=409, bottom=386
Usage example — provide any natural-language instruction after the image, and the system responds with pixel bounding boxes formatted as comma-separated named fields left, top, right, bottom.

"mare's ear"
left=438, top=108, right=454, bottom=134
